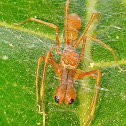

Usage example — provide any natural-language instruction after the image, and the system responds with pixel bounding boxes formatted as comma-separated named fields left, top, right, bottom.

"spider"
left=15, top=0, right=124, bottom=125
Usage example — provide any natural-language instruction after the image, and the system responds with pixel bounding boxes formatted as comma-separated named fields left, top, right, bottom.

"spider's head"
left=61, top=46, right=79, bottom=69
left=61, top=55, right=79, bottom=70
left=54, top=84, right=76, bottom=105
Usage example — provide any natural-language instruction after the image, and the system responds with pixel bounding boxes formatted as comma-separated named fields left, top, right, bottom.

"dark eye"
left=54, top=96, right=59, bottom=103
left=69, top=99, right=74, bottom=104
left=62, top=58, right=65, bottom=61
left=64, top=59, right=69, bottom=65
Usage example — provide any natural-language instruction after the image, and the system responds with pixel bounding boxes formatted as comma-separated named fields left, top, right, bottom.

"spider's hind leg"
left=14, top=17, right=61, bottom=55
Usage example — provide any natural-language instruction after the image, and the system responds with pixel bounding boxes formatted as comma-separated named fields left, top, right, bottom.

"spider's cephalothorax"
left=54, top=45, right=79, bottom=105
left=61, top=45, right=79, bottom=69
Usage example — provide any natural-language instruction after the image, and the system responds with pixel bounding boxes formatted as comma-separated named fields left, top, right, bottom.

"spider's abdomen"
left=67, top=13, right=81, bottom=41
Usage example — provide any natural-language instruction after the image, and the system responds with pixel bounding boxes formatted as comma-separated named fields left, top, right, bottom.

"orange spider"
left=15, top=0, right=123, bottom=125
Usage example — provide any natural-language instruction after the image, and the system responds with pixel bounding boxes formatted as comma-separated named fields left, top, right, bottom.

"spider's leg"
left=64, top=0, right=69, bottom=44
left=85, top=35, right=125, bottom=72
left=35, top=51, right=60, bottom=126
left=85, top=69, right=101, bottom=126
left=14, top=17, right=61, bottom=55
left=35, top=56, right=45, bottom=106
left=40, top=52, right=49, bottom=126
left=74, top=69, right=101, bottom=125
left=74, top=69, right=97, bottom=82
left=78, top=37, right=86, bottom=62
left=74, top=12, right=101, bottom=47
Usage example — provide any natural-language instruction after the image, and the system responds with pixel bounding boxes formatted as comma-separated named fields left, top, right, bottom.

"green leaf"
left=0, top=0, right=126, bottom=126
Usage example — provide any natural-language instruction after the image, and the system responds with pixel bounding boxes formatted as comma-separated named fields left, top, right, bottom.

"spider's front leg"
left=74, top=69, right=101, bottom=126
left=35, top=51, right=60, bottom=126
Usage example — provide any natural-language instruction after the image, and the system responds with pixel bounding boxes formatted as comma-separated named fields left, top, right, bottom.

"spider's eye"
left=69, top=99, right=74, bottom=104
left=54, top=96, right=59, bottom=103
left=64, top=59, right=69, bottom=65
left=70, top=61, right=76, bottom=66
